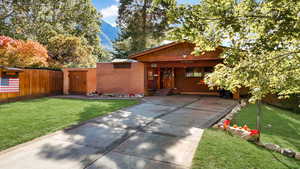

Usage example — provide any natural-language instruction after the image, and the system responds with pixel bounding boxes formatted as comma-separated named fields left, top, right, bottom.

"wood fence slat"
left=0, top=69, right=63, bottom=102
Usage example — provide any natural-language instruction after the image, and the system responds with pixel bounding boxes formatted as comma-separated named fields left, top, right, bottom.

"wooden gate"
left=69, top=71, right=87, bottom=95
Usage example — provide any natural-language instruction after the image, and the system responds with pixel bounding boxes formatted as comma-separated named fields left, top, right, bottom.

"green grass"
left=192, top=129, right=300, bottom=169
left=192, top=104, right=300, bottom=169
left=233, top=104, right=300, bottom=152
left=0, top=98, right=138, bottom=151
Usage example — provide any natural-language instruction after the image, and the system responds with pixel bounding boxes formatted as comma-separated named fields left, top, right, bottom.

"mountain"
left=100, top=20, right=119, bottom=50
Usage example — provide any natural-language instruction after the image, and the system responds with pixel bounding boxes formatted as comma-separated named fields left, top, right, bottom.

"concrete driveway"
left=0, top=95, right=237, bottom=169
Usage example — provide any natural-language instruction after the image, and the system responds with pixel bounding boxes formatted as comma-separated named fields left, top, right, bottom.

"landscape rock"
left=212, top=124, right=219, bottom=129
left=266, top=124, right=272, bottom=128
left=225, top=115, right=232, bottom=120
left=281, top=148, right=296, bottom=157
left=295, top=152, right=300, bottom=160
left=136, top=94, right=144, bottom=98
left=240, top=99, right=247, bottom=107
left=264, top=143, right=280, bottom=152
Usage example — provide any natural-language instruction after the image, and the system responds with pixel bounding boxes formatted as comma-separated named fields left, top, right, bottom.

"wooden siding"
left=0, top=69, right=63, bottom=102
left=145, top=60, right=222, bottom=68
left=133, top=42, right=223, bottom=62
left=174, top=68, right=218, bottom=93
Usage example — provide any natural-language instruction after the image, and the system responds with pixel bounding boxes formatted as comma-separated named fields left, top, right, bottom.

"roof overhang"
left=111, top=59, right=138, bottom=63
left=0, top=66, right=23, bottom=72
left=129, top=42, right=181, bottom=59
left=129, top=41, right=225, bottom=62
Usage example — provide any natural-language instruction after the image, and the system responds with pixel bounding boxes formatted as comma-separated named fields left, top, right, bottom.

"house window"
left=113, top=63, right=131, bottom=69
left=185, top=67, right=202, bottom=77
left=204, top=67, right=213, bottom=73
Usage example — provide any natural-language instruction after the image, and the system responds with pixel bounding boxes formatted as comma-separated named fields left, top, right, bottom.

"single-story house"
left=97, top=41, right=241, bottom=99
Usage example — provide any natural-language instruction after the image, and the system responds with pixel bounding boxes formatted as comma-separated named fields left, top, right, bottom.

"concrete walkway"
left=0, top=96, right=237, bottom=169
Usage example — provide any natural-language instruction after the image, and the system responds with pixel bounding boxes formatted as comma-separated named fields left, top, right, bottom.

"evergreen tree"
left=113, top=0, right=171, bottom=58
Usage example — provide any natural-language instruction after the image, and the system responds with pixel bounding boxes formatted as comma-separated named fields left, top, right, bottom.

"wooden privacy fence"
left=0, top=69, right=63, bottom=102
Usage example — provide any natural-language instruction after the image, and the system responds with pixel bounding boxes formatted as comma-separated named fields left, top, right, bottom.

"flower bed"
left=218, top=120, right=260, bottom=141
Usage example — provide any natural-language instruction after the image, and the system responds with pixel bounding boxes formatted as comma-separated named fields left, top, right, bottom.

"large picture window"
left=185, top=67, right=214, bottom=78
left=185, top=67, right=202, bottom=77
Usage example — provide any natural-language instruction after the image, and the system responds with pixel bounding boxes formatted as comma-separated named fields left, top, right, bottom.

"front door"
left=69, top=71, right=87, bottom=95
left=161, top=68, right=173, bottom=89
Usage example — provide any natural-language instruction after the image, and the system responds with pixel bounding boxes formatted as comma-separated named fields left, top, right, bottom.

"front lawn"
left=192, top=129, right=300, bottom=169
left=233, top=104, right=300, bottom=152
left=192, top=104, right=300, bottom=169
left=0, top=98, right=138, bottom=151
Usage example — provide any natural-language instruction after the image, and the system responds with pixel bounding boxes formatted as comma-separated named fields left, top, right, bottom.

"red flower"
left=224, top=120, right=231, bottom=126
left=223, top=120, right=231, bottom=129
left=250, top=129, right=260, bottom=136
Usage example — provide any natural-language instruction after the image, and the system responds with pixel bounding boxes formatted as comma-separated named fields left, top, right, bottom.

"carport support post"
left=256, top=100, right=262, bottom=142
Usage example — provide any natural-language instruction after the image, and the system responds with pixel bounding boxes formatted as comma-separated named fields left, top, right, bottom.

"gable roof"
left=129, top=41, right=225, bottom=62
left=129, top=42, right=181, bottom=59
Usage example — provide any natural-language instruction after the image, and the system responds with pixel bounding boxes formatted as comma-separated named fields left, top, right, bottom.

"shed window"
left=113, top=63, right=131, bottom=69
left=185, top=67, right=202, bottom=77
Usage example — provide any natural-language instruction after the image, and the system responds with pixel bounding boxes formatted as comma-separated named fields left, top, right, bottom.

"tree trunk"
left=141, top=0, right=148, bottom=49
left=256, top=100, right=262, bottom=142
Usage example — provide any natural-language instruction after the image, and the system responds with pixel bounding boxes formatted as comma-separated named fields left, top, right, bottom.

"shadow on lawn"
left=34, top=96, right=235, bottom=169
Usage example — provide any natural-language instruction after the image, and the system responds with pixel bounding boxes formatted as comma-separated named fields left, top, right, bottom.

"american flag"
left=0, top=77, right=19, bottom=93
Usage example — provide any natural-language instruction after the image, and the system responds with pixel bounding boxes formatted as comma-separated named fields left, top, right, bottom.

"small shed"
left=97, top=59, right=145, bottom=95
left=63, top=68, right=96, bottom=95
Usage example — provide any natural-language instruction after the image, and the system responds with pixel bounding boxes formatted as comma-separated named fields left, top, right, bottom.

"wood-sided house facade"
left=96, top=41, right=242, bottom=98
left=129, top=42, right=223, bottom=96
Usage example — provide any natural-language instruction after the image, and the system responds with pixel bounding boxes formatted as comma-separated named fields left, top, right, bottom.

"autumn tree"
left=114, top=0, right=171, bottom=58
left=167, top=0, right=300, bottom=140
left=0, top=0, right=104, bottom=61
left=0, top=36, right=49, bottom=67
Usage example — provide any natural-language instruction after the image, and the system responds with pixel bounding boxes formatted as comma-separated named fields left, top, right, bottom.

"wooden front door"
left=69, top=71, right=87, bottom=94
left=161, top=68, right=173, bottom=89
left=147, top=68, right=159, bottom=90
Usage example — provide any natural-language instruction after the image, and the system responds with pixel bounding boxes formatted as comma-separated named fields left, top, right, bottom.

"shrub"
left=0, top=36, right=49, bottom=67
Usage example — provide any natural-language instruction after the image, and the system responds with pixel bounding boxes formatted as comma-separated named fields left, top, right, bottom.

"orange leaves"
left=0, top=36, right=49, bottom=67
left=0, top=36, right=15, bottom=47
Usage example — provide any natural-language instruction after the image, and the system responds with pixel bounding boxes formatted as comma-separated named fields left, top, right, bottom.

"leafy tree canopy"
left=0, top=36, right=49, bottom=67
left=47, top=34, right=97, bottom=68
left=167, top=0, right=300, bottom=102
left=0, top=0, right=104, bottom=65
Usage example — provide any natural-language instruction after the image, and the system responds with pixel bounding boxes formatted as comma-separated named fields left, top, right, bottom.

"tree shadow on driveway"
left=34, top=96, right=236, bottom=169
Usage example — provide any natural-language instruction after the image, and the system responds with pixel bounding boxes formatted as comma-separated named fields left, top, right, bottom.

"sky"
left=92, top=0, right=199, bottom=26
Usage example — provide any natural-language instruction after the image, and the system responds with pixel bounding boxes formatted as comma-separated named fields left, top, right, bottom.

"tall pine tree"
left=113, top=0, right=171, bottom=58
